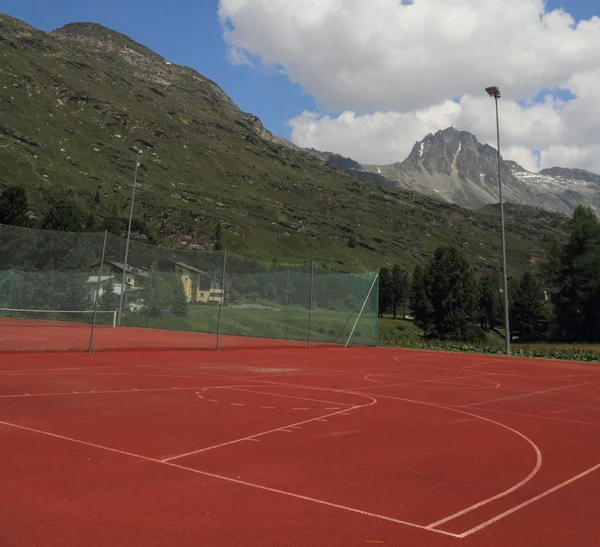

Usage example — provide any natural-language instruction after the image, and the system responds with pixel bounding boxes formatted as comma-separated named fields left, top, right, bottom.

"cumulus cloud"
left=219, top=0, right=600, bottom=172
left=288, top=101, right=461, bottom=164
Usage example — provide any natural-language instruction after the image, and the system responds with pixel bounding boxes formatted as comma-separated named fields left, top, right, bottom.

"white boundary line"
left=353, top=373, right=500, bottom=392
left=461, top=381, right=595, bottom=408
left=462, top=406, right=600, bottom=428
left=162, top=394, right=377, bottom=462
left=225, top=387, right=355, bottom=407
left=350, top=390, right=543, bottom=530
left=0, top=418, right=459, bottom=539
left=456, top=462, right=600, bottom=538
left=0, top=385, right=214, bottom=399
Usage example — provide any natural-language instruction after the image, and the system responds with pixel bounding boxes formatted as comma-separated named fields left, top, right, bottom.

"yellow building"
left=158, top=261, right=224, bottom=304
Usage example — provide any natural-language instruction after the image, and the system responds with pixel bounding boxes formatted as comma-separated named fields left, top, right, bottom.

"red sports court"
left=2, top=343, right=600, bottom=546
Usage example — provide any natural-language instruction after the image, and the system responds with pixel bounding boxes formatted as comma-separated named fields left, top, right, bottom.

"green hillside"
left=0, top=14, right=567, bottom=273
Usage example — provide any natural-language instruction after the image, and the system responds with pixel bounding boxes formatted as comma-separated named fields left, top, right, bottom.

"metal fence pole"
left=216, top=250, right=227, bottom=351
left=284, top=269, right=290, bottom=340
left=146, top=265, right=155, bottom=328
left=374, top=273, right=380, bottom=346
left=307, top=261, right=314, bottom=349
left=117, top=149, right=142, bottom=326
left=345, top=273, right=379, bottom=348
left=89, top=231, right=108, bottom=353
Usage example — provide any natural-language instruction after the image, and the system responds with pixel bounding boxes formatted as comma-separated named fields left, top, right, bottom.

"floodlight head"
left=485, top=86, right=501, bottom=98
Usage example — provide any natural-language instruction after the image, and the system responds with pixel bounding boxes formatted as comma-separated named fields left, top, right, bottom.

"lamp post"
left=117, top=147, right=142, bottom=326
left=485, top=86, right=510, bottom=356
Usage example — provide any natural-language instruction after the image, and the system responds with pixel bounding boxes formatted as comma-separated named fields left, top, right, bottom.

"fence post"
left=307, top=261, right=314, bottom=349
left=89, top=231, right=108, bottom=353
left=345, top=272, right=379, bottom=348
left=216, top=250, right=227, bottom=351
left=284, top=269, right=290, bottom=340
left=146, top=265, right=155, bottom=328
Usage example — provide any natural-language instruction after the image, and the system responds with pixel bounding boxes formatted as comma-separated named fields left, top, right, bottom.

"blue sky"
left=2, top=0, right=315, bottom=137
left=2, top=0, right=600, bottom=170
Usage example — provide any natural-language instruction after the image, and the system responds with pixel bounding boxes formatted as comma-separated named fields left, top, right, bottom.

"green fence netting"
left=0, top=223, right=378, bottom=352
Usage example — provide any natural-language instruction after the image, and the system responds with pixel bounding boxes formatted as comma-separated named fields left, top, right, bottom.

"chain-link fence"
left=0, top=224, right=378, bottom=352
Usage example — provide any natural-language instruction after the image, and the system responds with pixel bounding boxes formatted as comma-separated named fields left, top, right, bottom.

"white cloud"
left=288, top=101, right=461, bottom=164
left=219, top=0, right=600, bottom=172
left=226, top=46, right=254, bottom=67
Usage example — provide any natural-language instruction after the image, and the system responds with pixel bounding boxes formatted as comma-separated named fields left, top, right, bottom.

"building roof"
left=85, top=276, right=135, bottom=287
left=92, top=261, right=150, bottom=276
left=159, top=260, right=220, bottom=283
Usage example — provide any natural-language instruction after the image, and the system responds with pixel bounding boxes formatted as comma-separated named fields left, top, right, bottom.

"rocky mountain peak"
left=539, top=167, right=600, bottom=185
left=52, top=22, right=159, bottom=61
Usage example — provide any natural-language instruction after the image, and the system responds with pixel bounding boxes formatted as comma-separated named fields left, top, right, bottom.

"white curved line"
left=354, top=390, right=542, bottom=529
left=357, top=374, right=501, bottom=391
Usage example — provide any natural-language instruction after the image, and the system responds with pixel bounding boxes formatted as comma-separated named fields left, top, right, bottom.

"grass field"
left=378, top=316, right=600, bottom=362
left=121, top=303, right=378, bottom=346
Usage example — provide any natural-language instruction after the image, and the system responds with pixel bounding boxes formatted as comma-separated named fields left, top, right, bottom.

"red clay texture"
left=1, top=345, right=600, bottom=546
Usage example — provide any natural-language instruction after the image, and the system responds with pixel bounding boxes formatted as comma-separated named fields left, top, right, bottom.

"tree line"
left=0, top=183, right=156, bottom=240
left=380, top=205, right=600, bottom=345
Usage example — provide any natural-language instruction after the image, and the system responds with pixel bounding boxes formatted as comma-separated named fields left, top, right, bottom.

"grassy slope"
left=0, top=14, right=567, bottom=274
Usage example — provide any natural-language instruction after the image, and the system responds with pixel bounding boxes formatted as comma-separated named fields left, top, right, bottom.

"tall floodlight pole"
left=117, top=147, right=142, bottom=326
left=485, top=86, right=510, bottom=356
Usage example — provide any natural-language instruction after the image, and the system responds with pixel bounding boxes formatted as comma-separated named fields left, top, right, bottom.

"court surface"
left=2, top=346, right=600, bottom=546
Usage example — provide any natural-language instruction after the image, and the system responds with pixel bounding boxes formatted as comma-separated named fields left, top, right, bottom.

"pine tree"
left=378, top=267, right=393, bottom=317
left=543, top=205, right=600, bottom=342
left=410, top=264, right=430, bottom=326
left=417, top=246, right=479, bottom=341
left=41, top=197, right=85, bottom=231
left=0, top=184, right=29, bottom=227
left=391, top=265, right=409, bottom=319
left=171, top=278, right=188, bottom=317
left=99, top=279, right=119, bottom=311
left=477, top=274, right=502, bottom=331
left=510, top=272, right=549, bottom=342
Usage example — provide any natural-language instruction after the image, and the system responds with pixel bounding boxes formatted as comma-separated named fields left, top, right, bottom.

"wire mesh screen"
left=0, top=224, right=378, bottom=352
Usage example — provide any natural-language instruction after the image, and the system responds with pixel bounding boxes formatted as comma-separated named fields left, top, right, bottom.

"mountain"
left=360, top=128, right=600, bottom=214
left=0, top=14, right=568, bottom=275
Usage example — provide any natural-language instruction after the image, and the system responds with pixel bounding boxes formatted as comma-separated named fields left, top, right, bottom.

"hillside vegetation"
left=0, top=14, right=566, bottom=274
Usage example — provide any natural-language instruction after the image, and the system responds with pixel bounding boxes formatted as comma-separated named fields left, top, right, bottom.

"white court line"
left=462, top=406, right=600, bottom=428
left=352, top=373, right=500, bottom=392
left=161, top=395, right=377, bottom=463
left=0, top=364, right=131, bottom=375
left=461, top=381, right=595, bottom=408
left=260, top=406, right=276, bottom=409
left=457, top=461, right=600, bottom=538
left=0, top=419, right=459, bottom=539
left=0, top=385, right=215, bottom=399
left=350, top=390, right=543, bottom=530
left=230, top=403, right=244, bottom=407
left=226, top=386, right=354, bottom=407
